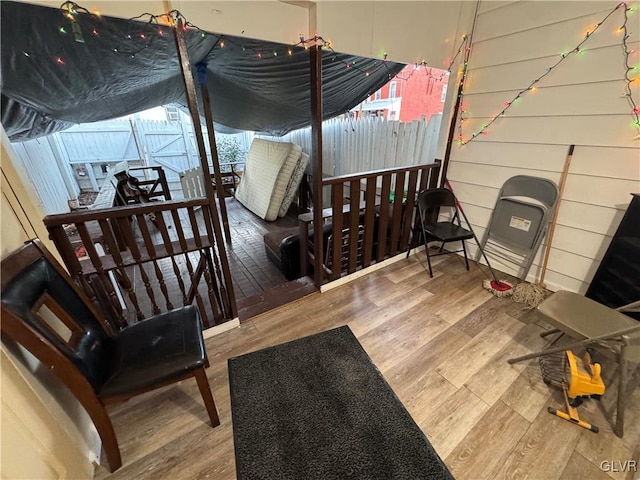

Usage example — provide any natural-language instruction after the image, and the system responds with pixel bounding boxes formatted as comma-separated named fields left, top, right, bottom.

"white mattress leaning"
left=235, top=138, right=298, bottom=221
left=266, top=143, right=302, bottom=221
left=278, top=152, right=309, bottom=217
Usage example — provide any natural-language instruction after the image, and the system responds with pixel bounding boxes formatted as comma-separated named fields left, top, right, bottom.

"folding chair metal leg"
left=425, top=242, right=434, bottom=277
left=540, top=328, right=562, bottom=338
left=461, top=240, right=470, bottom=271
left=614, top=342, right=628, bottom=437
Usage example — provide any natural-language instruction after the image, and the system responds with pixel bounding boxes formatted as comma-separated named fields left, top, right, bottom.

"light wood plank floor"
left=96, top=253, right=640, bottom=480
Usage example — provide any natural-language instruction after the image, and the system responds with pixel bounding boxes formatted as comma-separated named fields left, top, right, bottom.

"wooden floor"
left=95, top=253, right=640, bottom=480
left=223, top=197, right=298, bottom=300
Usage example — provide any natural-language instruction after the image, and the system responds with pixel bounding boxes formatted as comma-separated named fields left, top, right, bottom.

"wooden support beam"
left=172, top=16, right=237, bottom=319
left=198, top=65, right=232, bottom=244
left=310, top=45, right=324, bottom=288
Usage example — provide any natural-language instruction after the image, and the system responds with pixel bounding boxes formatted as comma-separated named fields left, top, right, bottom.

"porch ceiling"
left=1, top=1, right=405, bottom=142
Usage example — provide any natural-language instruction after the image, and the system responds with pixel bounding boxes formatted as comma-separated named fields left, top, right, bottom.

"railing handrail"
left=43, top=198, right=209, bottom=226
left=322, top=161, right=441, bottom=186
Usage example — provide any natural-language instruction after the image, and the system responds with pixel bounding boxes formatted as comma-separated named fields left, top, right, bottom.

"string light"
left=50, top=1, right=398, bottom=83
left=458, top=1, right=640, bottom=144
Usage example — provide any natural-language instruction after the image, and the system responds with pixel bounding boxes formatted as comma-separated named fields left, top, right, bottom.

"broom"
left=444, top=180, right=514, bottom=297
left=513, top=144, right=575, bottom=308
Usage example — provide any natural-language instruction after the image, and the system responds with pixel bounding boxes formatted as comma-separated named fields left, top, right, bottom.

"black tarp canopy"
left=1, top=1, right=405, bottom=142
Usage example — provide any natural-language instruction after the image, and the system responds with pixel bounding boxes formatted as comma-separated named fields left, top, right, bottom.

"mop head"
left=512, top=282, right=551, bottom=309
left=482, top=279, right=514, bottom=297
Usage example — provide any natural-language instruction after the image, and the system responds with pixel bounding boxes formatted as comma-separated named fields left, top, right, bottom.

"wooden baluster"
left=401, top=169, right=419, bottom=253
left=202, top=248, right=223, bottom=326
left=47, top=225, right=104, bottom=321
left=116, top=216, right=160, bottom=317
left=419, top=165, right=430, bottom=192
left=97, top=218, right=142, bottom=323
left=389, top=171, right=405, bottom=255
left=77, top=273, right=111, bottom=329
left=184, top=206, right=215, bottom=328
left=200, top=205, right=232, bottom=319
left=330, top=183, right=343, bottom=281
left=299, top=217, right=311, bottom=278
left=362, top=177, right=377, bottom=268
left=428, top=163, right=440, bottom=189
left=376, top=174, right=392, bottom=262
left=170, top=209, right=206, bottom=320
left=153, top=211, right=188, bottom=306
left=76, top=222, right=126, bottom=329
left=187, top=207, right=222, bottom=324
left=135, top=213, right=174, bottom=311
left=46, top=225, right=81, bottom=272
left=348, top=179, right=360, bottom=274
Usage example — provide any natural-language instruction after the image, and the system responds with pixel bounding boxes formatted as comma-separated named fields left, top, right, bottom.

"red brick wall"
left=397, top=66, right=449, bottom=122
left=364, top=65, right=449, bottom=122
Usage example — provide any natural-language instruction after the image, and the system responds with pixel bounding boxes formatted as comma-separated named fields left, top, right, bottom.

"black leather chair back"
left=1, top=254, right=112, bottom=390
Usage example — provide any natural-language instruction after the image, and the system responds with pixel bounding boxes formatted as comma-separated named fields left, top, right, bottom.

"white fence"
left=260, top=114, right=442, bottom=176
left=12, top=114, right=441, bottom=215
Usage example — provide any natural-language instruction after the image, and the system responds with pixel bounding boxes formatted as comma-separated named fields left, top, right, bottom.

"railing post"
left=172, top=16, right=237, bottom=318
left=197, top=63, right=232, bottom=244
left=310, top=45, right=324, bottom=288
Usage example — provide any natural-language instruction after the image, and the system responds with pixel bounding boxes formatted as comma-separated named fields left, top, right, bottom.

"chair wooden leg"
left=195, top=367, right=220, bottom=427
left=86, top=399, right=122, bottom=472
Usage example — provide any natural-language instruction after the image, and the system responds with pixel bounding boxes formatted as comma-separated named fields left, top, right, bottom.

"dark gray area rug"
left=228, top=325, right=454, bottom=480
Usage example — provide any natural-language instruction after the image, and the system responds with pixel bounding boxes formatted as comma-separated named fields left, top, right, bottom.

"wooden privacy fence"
left=269, top=114, right=442, bottom=176
left=300, top=161, right=441, bottom=283
left=43, top=198, right=235, bottom=330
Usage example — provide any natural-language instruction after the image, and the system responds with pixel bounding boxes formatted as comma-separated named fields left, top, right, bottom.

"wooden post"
left=440, top=75, right=464, bottom=188
left=197, top=64, right=233, bottom=244
left=310, top=45, right=324, bottom=288
left=172, top=16, right=237, bottom=318
left=440, top=35, right=472, bottom=187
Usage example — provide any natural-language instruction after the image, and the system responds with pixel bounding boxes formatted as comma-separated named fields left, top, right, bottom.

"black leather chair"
left=406, top=188, right=475, bottom=277
left=0, top=239, right=220, bottom=472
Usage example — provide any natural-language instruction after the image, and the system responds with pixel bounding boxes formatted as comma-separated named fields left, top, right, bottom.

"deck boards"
left=122, top=197, right=301, bottom=321
left=95, top=254, right=640, bottom=480
left=222, top=198, right=298, bottom=301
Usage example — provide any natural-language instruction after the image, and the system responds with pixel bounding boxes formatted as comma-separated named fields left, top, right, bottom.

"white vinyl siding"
left=446, top=0, right=640, bottom=294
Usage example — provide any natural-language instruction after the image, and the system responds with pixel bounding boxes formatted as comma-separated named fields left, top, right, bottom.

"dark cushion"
left=99, top=306, right=206, bottom=397
left=263, top=224, right=334, bottom=281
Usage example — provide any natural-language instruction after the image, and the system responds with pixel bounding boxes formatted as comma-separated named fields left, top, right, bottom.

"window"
left=440, top=84, right=448, bottom=103
left=165, top=106, right=180, bottom=122
left=374, top=89, right=382, bottom=101
left=389, top=82, right=397, bottom=98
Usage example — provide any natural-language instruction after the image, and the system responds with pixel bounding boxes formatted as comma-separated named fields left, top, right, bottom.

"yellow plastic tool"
left=546, top=350, right=605, bottom=433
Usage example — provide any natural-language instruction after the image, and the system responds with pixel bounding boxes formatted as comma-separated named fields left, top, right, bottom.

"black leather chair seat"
left=99, top=306, right=206, bottom=397
left=425, top=222, right=474, bottom=242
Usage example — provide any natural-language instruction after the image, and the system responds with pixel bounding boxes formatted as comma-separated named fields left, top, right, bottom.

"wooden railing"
left=44, top=198, right=235, bottom=330
left=300, top=161, right=441, bottom=283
